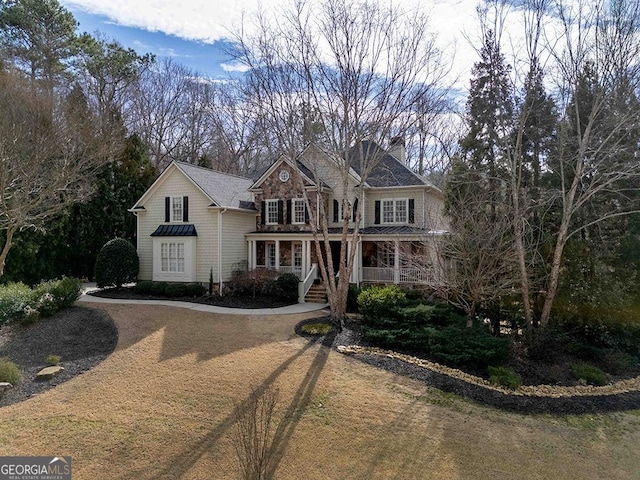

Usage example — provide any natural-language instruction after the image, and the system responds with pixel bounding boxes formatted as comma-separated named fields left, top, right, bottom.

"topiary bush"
left=488, top=366, right=522, bottom=390
left=0, top=357, right=21, bottom=385
left=571, top=363, right=608, bottom=386
left=276, top=273, right=299, bottom=301
left=95, top=238, right=139, bottom=288
left=150, top=282, right=168, bottom=296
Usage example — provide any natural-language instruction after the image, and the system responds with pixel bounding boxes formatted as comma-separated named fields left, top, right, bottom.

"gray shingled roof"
left=175, top=162, right=255, bottom=210
left=151, top=224, right=198, bottom=236
left=347, top=140, right=434, bottom=188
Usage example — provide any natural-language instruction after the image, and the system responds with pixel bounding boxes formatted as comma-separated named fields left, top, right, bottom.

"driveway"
left=0, top=302, right=638, bottom=480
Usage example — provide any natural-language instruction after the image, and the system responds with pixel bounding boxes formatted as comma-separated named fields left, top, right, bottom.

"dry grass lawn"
left=1, top=302, right=639, bottom=480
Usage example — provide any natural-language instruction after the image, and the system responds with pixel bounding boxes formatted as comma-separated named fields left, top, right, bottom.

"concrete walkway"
left=78, top=284, right=328, bottom=316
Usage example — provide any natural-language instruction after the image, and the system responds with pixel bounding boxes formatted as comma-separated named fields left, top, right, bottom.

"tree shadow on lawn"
left=120, top=332, right=335, bottom=480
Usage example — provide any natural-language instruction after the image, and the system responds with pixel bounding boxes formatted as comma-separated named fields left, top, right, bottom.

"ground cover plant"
left=356, top=285, right=640, bottom=387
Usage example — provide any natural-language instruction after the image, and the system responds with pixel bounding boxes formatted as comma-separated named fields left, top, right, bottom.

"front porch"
left=246, top=236, right=444, bottom=292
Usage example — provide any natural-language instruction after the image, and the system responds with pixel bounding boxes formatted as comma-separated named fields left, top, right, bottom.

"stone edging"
left=336, top=345, right=640, bottom=398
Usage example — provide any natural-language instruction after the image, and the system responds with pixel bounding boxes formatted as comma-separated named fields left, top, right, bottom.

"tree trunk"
left=0, top=226, right=17, bottom=279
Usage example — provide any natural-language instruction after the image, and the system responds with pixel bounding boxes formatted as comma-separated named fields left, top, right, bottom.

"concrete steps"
left=304, top=284, right=327, bottom=303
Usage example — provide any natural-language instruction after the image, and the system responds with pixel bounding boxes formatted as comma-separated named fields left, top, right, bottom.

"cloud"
left=220, top=62, right=250, bottom=73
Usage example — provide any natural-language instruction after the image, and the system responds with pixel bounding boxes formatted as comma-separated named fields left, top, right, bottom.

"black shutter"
left=333, top=199, right=339, bottom=223
left=286, top=199, right=292, bottom=224
left=261, top=201, right=266, bottom=225
left=408, top=198, right=415, bottom=224
left=183, top=196, right=189, bottom=222
left=304, top=204, right=309, bottom=223
left=165, top=197, right=170, bottom=222
left=374, top=200, right=380, bottom=224
left=277, top=200, right=284, bottom=224
left=352, top=198, right=359, bottom=222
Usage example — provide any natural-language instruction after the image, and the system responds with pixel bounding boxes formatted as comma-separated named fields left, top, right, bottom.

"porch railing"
left=298, top=263, right=318, bottom=303
left=362, top=267, right=436, bottom=285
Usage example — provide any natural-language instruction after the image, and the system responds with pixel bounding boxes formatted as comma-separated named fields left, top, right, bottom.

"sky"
left=58, top=0, right=499, bottom=88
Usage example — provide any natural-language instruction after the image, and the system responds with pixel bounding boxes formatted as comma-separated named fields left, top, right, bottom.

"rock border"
left=336, top=345, right=640, bottom=414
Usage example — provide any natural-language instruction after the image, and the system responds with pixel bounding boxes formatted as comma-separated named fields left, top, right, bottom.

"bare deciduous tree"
left=233, top=0, right=451, bottom=324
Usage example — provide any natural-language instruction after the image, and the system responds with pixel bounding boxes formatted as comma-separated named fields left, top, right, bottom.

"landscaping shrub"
left=94, top=237, right=139, bottom=288
left=347, top=283, right=361, bottom=313
left=601, top=350, right=638, bottom=375
left=165, top=283, right=187, bottom=298
left=34, top=277, right=82, bottom=317
left=488, top=366, right=522, bottom=390
left=228, top=269, right=278, bottom=297
left=361, top=301, right=510, bottom=369
left=150, top=282, right=168, bottom=296
left=134, top=281, right=154, bottom=295
left=571, top=363, right=608, bottom=386
left=524, top=326, right=568, bottom=363
left=0, top=282, right=36, bottom=325
left=0, top=357, right=21, bottom=385
left=45, top=355, right=61, bottom=366
left=357, top=285, right=406, bottom=320
left=301, top=323, right=332, bottom=335
left=276, top=273, right=299, bottom=301
left=184, top=283, right=207, bottom=297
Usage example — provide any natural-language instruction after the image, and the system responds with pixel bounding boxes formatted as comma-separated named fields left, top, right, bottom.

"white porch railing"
left=298, top=263, right=318, bottom=303
left=362, top=267, right=395, bottom=283
left=362, top=267, right=436, bottom=285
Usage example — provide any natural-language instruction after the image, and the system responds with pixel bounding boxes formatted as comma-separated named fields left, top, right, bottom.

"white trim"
left=152, top=237, right=196, bottom=282
left=381, top=198, right=409, bottom=224
left=292, top=198, right=305, bottom=224
left=265, top=199, right=279, bottom=225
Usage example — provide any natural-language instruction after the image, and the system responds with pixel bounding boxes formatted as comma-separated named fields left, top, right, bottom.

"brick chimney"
left=388, top=136, right=406, bottom=164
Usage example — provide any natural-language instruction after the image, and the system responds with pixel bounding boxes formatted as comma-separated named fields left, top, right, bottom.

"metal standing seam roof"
left=151, top=224, right=198, bottom=236
left=175, top=162, right=255, bottom=210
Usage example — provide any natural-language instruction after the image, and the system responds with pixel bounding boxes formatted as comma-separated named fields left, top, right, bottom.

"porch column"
left=394, top=239, right=400, bottom=284
left=301, top=240, right=308, bottom=278
left=252, top=241, right=257, bottom=269
left=275, top=240, right=280, bottom=271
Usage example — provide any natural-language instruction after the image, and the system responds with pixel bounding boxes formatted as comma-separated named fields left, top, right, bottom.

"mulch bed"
left=0, top=307, right=118, bottom=408
left=296, top=316, right=640, bottom=414
left=89, top=287, right=295, bottom=309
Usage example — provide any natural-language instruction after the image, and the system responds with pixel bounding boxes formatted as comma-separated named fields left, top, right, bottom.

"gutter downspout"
left=218, top=208, right=228, bottom=296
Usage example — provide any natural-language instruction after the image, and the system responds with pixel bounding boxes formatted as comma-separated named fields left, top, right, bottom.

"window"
left=381, top=198, right=408, bottom=224
left=161, top=242, right=185, bottom=272
left=293, top=242, right=302, bottom=269
left=266, top=199, right=279, bottom=225
left=292, top=199, right=306, bottom=224
left=266, top=243, right=276, bottom=268
left=172, top=197, right=183, bottom=222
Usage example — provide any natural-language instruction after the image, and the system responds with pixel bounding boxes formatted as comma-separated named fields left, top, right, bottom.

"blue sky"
left=65, top=7, right=238, bottom=78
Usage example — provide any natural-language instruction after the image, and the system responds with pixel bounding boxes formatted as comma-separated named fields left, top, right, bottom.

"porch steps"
left=304, top=284, right=327, bottom=303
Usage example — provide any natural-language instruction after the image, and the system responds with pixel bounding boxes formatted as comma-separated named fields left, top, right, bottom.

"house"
left=130, top=140, right=449, bottom=299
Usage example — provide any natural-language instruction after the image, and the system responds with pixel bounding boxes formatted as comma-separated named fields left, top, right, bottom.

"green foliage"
left=209, top=267, right=214, bottom=295
left=361, top=299, right=510, bottom=369
left=0, top=282, right=36, bottom=325
left=571, top=363, right=608, bottom=386
left=346, top=283, right=360, bottom=313
left=164, top=283, right=187, bottom=298
left=601, top=350, right=638, bottom=375
left=184, top=283, right=206, bottom=297
left=0, top=357, right=21, bottom=385
left=0, top=278, right=82, bottom=326
left=488, top=366, right=522, bottom=390
left=94, top=238, right=139, bottom=288
left=150, top=282, right=168, bottom=296
left=357, top=285, right=406, bottom=320
left=134, top=281, right=154, bottom=295
left=45, top=355, right=61, bottom=366
left=227, top=269, right=279, bottom=297
left=276, top=273, right=299, bottom=301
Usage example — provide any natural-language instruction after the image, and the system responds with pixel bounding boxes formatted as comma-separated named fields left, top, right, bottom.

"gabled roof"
left=347, top=140, right=438, bottom=189
left=249, top=154, right=322, bottom=190
left=131, top=161, right=255, bottom=212
left=175, top=162, right=255, bottom=209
